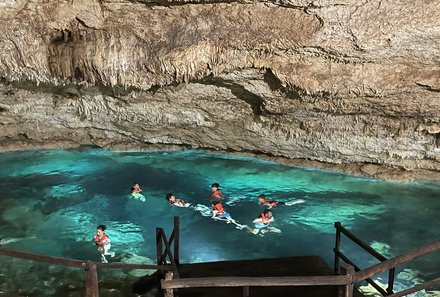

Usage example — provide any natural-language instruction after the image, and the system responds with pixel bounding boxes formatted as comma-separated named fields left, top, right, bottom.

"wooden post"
left=243, top=286, right=250, bottom=297
left=174, top=216, right=180, bottom=266
left=334, top=222, right=342, bottom=275
left=387, top=267, right=395, bottom=294
left=344, top=264, right=355, bottom=297
left=164, top=272, right=174, bottom=297
left=84, top=261, right=99, bottom=297
left=156, top=228, right=163, bottom=265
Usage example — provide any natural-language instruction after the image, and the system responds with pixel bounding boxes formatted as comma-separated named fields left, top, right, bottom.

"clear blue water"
left=0, top=148, right=439, bottom=296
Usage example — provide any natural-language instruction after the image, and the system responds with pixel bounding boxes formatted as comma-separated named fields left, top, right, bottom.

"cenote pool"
left=0, top=148, right=439, bottom=296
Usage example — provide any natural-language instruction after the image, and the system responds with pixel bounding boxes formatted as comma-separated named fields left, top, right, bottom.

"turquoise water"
left=0, top=148, right=439, bottom=296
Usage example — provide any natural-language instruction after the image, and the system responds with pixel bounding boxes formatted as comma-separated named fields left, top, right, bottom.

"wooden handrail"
left=95, top=262, right=174, bottom=270
left=355, top=240, right=440, bottom=282
left=386, top=276, right=440, bottom=297
left=334, top=222, right=395, bottom=294
left=0, top=247, right=175, bottom=271
left=0, top=247, right=87, bottom=268
left=161, top=275, right=352, bottom=289
left=334, top=222, right=387, bottom=261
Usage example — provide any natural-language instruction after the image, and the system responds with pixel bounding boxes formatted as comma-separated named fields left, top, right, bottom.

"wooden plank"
left=174, top=216, right=180, bottom=266
left=84, top=262, right=99, bottom=297
left=0, top=247, right=85, bottom=268
left=95, top=262, right=174, bottom=270
left=161, top=275, right=351, bottom=289
left=387, top=267, right=396, bottom=294
left=156, top=228, right=164, bottom=265
left=387, top=277, right=440, bottom=297
left=161, top=230, right=176, bottom=266
left=355, top=240, right=440, bottom=282
left=333, top=223, right=341, bottom=274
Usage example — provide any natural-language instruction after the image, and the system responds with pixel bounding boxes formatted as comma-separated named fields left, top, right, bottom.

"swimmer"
left=258, top=194, right=279, bottom=208
left=211, top=201, right=241, bottom=225
left=210, top=183, right=225, bottom=200
left=251, top=209, right=281, bottom=235
left=211, top=201, right=230, bottom=219
left=92, top=225, right=115, bottom=263
left=130, top=182, right=146, bottom=202
left=131, top=183, right=142, bottom=194
left=165, top=193, right=191, bottom=207
left=258, top=194, right=305, bottom=208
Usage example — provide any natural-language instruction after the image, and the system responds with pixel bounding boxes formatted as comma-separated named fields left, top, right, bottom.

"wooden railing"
left=161, top=222, right=440, bottom=297
left=334, top=222, right=440, bottom=297
left=334, top=221, right=394, bottom=295
left=0, top=217, right=180, bottom=297
left=353, top=240, right=440, bottom=297
left=156, top=216, right=180, bottom=277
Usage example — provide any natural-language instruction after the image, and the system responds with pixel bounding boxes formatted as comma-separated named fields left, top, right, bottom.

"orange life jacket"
left=213, top=203, right=225, bottom=214
left=94, top=233, right=109, bottom=246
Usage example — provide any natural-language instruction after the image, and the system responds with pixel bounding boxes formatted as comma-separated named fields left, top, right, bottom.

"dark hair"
left=258, top=194, right=266, bottom=199
left=263, top=209, right=272, bottom=215
left=211, top=183, right=220, bottom=188
left=212, top=201, right=220, bottom=206
left=97, top=225, right=106, bottom=231
left=131, top=182, right=138, bottom=191
left=165, top=193, right=173, bottom=201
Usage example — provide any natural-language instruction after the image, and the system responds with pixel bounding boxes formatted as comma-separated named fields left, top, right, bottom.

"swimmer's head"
left=211, top=183, right=220, bottom=190
left=258, top=194, right=266, bottom=200
left=165, top=193, right=174, bottom=201
left=263, top=209, right=273, bottom=218
left=212, top=201, right=220, bottom=206
left=131, top=183, right=139, bottom=190
left=96, top=225, right=106, bottom=235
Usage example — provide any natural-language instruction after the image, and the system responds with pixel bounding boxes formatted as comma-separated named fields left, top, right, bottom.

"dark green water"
left=0, top=148, right=439, bottom=296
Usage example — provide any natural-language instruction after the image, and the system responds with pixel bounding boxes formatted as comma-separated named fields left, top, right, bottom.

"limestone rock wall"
left=0, top=0, right=439, bottom=178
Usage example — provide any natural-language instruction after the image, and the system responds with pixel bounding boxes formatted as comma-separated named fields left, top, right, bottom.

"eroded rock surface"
left=0, top=0, right=439, bottom=180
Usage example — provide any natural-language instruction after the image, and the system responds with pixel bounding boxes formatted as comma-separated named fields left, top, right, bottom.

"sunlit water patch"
left=0, top=148, right=439, bottom=296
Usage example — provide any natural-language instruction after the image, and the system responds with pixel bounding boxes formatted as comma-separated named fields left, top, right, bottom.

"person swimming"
left=211, top=201, right=231, bottom=219
left=258, top=194, right=279, bottom=207
left=130, top=183, right=145, bottom=202
left=251, top=209, right=281, bottom=235
left=210, top=201, right=246, bottom=229
left=92, top=225, right=115, bottom=263
left=210, top=183, right=225, bottom=200
left=131, top=183, right=142, bottom=194
left=165, top=193, right=191, bottom=207
left=258, top=194, right=305, bottom=208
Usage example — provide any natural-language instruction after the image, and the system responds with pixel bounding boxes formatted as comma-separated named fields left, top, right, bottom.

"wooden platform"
left=135, top=256, right=364, bottom=297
